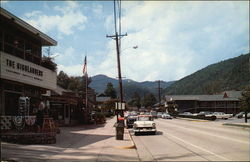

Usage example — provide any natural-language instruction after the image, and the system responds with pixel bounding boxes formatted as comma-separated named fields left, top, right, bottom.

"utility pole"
left=106, top=32, right=127, bottom=117
left=156, top=80, right=162, bottom=107
left=107, top=0, right=126, bottom=140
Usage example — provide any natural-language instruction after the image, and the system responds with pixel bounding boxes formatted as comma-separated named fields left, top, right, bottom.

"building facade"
left=0, top=8, right=57, bottom=116
left=165, top=91, right=242, bottom=114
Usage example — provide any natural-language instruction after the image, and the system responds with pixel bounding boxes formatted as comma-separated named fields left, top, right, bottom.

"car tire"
left=134, top=132, right=138, bottom=136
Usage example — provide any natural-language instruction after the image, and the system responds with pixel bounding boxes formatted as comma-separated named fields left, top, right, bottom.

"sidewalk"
left=1, top=117, right=139, bottom=161
left=223, top=122, right=250, bottom=128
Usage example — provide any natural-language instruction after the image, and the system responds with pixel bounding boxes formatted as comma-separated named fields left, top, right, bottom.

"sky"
left=1, top=1, right=249, bottom=82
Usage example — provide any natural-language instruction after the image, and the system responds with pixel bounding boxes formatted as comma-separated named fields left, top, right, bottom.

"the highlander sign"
left=0, top=52, right=56, bottom=90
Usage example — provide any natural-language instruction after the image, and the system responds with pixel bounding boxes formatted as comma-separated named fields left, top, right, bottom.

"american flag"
left=83, top=56, right=87, bottom=76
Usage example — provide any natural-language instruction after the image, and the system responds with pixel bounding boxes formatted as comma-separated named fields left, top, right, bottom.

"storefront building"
left=0, top=8, right=57, bottom=116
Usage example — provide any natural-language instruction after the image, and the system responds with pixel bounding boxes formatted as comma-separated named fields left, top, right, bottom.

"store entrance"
left=4, top=92, right=20, bottom=115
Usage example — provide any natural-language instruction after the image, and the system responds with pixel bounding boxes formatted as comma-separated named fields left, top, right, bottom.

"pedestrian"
left=35, top=101, right=45, bottom=132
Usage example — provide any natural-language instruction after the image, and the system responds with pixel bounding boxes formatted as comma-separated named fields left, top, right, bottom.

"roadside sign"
left=115, top=102, right=125, bottom=110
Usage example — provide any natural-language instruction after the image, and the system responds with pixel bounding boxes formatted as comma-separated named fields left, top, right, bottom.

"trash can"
left=115, top=120, right=124, bottom=140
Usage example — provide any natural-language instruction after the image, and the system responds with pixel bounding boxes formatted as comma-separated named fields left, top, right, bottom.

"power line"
left=113, top=0, right=117, bottom=34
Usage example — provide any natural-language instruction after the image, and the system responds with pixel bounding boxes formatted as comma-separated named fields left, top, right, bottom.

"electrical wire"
left=113, top=0, right=117, bottom=34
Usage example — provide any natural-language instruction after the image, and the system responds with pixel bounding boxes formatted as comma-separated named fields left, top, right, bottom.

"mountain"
left=89, top=74, right=174, bottom=100
left=163, top=53, right=250, bottom=95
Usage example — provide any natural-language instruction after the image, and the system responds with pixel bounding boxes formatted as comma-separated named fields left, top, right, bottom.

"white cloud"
left=23, top=1, right=87, bottom=35
left=100, top=1, right=249, bottom=81
left=24, top=11, right=42, bottom=18
left=92, top=4, right=103, bottom=18
left=57, top=64, right=82, bottom=76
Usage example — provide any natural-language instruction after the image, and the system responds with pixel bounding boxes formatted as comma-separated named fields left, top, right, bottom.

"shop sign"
left=0, top=52, right=56, bottom=90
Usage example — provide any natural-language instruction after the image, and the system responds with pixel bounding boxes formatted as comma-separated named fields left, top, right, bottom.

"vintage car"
left=206, top=112, right=233, bottom=120
left=212, top=112, right=233, bottom=119
left=150, top=111, right=158, bottom=119
left=133, top=115, right=156, bottom=135
left=157, top=112, right=163, bottom=118
left=126, top=115, right=137, bottom=128
left=161, top=113, right=173, bottom=119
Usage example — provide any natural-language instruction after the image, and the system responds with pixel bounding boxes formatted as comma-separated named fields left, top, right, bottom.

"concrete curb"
left=115, top=129, right=136, bottom=149
left=127, top=129, right=136, bottom=149
left=177, top=117, right=211, bottom=122
left=223, top=123, right=250, bottom=128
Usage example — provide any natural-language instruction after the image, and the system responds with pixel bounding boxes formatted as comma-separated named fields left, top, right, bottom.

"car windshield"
left=138, top=116, right=153, bottom=121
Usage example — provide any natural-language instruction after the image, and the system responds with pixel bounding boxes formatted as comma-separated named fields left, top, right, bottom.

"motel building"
left=0, top=7, right=57, bottom=126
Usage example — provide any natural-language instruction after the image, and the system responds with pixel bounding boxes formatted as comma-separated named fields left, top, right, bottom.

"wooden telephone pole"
left=107, top=0, right=127, bottom=117
left=156, top=80, right=163, bottom=106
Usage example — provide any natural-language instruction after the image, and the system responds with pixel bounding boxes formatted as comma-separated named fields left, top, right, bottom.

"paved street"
left=131, top=118, right=250, bottom=161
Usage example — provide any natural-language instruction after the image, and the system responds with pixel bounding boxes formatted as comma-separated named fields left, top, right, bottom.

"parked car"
left=133, top=115, right=156, bottom=135
left=197, top=111, right=213, bottom=117
left=235, top=112, right=244, bottom=118
left=150, top=111, right=157, bottom=119
left=242, top=112, right=250, bottom=119
left=208, top=112, right=233, bottom=120
left=126, top=115, right=137, bottom=128
left=179, top=112, right=193, bottom=117
left=157, top=112, right=163, bottom=118
left=162, top=113, right=172, bottom=119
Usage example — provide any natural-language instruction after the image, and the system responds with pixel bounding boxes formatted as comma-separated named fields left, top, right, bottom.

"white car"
left=133, top=115, right=156, bottom=135
left=161, top=113, right=173, bottom=119
left=208, top=112, right=233, bottom=120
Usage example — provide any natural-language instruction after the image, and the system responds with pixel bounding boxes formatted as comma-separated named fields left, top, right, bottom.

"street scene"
left=2, top=116, right=250, bottom=161
left=0, top=1, right=250, bottom=162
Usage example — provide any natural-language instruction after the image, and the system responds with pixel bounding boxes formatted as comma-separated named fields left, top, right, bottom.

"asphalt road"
left=131, top=118, right=250, bottom=161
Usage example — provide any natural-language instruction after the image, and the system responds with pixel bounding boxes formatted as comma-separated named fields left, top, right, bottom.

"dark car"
left=126, top=115, right=137, bottom=128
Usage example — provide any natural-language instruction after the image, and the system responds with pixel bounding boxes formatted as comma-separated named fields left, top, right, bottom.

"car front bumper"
left=133, top=128, right=156, bottom=132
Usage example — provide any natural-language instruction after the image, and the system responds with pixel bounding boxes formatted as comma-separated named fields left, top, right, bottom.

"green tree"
left=57, top=71, right=70, bottom=89
left=104, top=82, right=117, bottom=99
left=128, top=92, right=141, bottom=109
left=68, top=77, right=81, bottom=92
left=143, top=93, right=157, bottom=108
left=240, top=86, right=250, bottom=123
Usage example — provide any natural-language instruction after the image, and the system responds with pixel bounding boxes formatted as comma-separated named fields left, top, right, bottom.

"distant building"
left=0, top=8, right=57, bottom=116
left=96, top=93, right=111, bottom=109
left=165, top=91, right=242, bottom=114
left=48, top=86, right=81, bottom=126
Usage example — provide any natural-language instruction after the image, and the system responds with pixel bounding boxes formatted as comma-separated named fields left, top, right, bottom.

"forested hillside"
left=90, top=74, right=174, bottom=100
left=163, top=53, right=250, bottom=95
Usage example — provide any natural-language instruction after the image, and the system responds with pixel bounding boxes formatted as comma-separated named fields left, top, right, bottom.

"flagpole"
left=85, top=56, right=88, bottom=119
left=83, top=55, right=88, bottom=123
